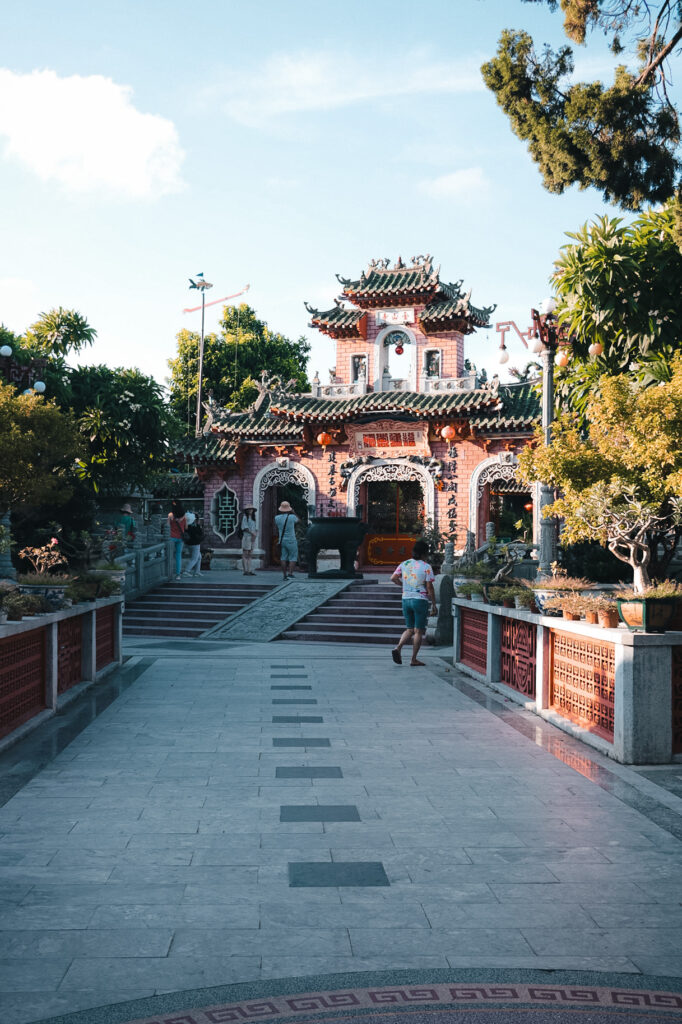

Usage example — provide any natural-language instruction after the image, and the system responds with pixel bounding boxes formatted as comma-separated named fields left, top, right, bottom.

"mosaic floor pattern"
left=34, top=974, right=682, bottom=1024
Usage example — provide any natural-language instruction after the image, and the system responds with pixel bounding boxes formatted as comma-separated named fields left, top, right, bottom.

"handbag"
left=276, top=513, right=291, bottom=551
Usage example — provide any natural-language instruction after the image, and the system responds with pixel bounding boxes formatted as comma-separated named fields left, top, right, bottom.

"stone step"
left=123, top=625, right=207, bottom=638
left=280, top=630, right=389, bottom=645
left=285, top=620, right=399, bottom=636
left=297, top=612, right=404, bottom=626
left=123, top=608, right=248, bottom=623
left=129, top=600, right=249, bottom=613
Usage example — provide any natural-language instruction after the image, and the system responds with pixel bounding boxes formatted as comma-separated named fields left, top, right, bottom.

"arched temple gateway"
left=178, top=255, right=540, bottom=569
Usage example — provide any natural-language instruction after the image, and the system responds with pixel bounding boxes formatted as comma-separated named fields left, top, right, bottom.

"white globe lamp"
left=539, top=296, right=558, bottom=316
left=33, top=381, right=46, bottom=393
left=0, top=345, right=12, bottom=358
left=498, top=347, right=510, bottom=365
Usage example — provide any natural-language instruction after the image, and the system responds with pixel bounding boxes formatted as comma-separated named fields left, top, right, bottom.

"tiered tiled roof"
left=175, top=380, right=539, bottom=467
left=304, top=302, right=367, bottom=340
left=268, top=387, right=503, bottom=422
left=306, top=255, right=495, bottom=336
left=469, top=382, right=539, bottom=432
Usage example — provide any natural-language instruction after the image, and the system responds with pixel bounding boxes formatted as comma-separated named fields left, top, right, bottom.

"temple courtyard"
left=0, top=610, right=681, bottom=1024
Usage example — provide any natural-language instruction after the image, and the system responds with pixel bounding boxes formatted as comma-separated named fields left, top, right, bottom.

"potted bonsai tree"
left=518, top=359, right=682, bottom=611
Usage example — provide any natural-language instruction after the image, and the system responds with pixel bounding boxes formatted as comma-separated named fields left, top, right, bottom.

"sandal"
left=391, top=649, right=402, bottom=665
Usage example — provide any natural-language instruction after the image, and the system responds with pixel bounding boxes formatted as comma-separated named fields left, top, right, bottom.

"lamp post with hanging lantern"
left=496, top=297, right=572, bottom=576
left=188, top=274, right=214, bottom=436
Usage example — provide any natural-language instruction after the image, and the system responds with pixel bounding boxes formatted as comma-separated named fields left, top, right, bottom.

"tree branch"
left=636, top=21, right=682, bottom=86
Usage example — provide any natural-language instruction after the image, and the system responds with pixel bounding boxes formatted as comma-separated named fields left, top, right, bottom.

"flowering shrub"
left=18, top=538, right=68, bottom=576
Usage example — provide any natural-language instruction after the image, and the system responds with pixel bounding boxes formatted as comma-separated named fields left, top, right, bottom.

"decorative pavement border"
left=32, top=969, right=682, bottom=1024
left=200, top=579, right=351, bottom=642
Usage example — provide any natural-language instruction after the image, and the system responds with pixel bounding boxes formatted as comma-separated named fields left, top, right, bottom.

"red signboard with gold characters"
left=347, top=419, right=430, bottom=458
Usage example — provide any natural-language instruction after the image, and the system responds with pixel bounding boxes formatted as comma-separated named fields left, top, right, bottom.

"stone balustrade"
left=452, top=597, right=682, bottom=765
left=0, top=596, right=124, bottom=750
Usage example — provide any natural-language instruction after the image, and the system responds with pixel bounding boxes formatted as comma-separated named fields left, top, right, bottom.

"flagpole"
left=195, top=286, right=207, bottom=436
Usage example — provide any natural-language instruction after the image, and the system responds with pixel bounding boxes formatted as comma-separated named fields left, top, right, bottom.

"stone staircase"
left=279, top=579, right=405, bottom=645
left=123, top=581, right=275, bottom=638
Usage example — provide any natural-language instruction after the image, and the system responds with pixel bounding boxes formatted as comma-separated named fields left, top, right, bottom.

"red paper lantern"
left=440, top=425, right=456, bottom=442
left=524, top=502, right=533, bottom=512
left=317, top=431, right=332, bottom=447
left=394, top=345, right=404, bottom=355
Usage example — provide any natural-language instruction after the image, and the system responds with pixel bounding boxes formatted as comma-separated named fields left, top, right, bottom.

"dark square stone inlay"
left=281, top=805, right=360, bottom=822
left=271, top=685, right=312, bottom=690
left=288, top=861, right=390, bottom=887
left=270, top=665, right=305, bottom=668
left=272, top=699, right=317, bottom=705
left=273, top=716, right=323, bottom=724
left=273, top=738, right=331, bottom=748
left=271, top=674, right=309, bottom=679
left=276, top=767, right=343, bottom=779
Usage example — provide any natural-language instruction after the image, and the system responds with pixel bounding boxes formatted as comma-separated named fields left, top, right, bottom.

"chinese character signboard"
left=375, top=309, right=415, bottom=326
left=347, top=419, right=430, bottom=458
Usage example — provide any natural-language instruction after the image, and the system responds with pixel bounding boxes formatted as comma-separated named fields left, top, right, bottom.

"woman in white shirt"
left=240, top=506, right=257, bottom=575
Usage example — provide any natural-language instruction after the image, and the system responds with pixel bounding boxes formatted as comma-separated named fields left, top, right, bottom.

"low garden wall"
left=0, top=596, right=123, bottom=749
left=452, top=598, right=682, bottom=765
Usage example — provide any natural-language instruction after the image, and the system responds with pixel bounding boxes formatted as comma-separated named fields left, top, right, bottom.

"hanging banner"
left=347, top=419, right=430, bottom=458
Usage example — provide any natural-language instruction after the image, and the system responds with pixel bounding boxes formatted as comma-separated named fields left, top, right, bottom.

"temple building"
left=179, top=255, right=540, bottom=569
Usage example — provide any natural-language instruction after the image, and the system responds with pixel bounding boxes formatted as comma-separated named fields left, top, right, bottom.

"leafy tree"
left=0, top=384, right=81, bottom=511
left=68, top=365, right=180, bottom=494
left=167, top=304, right=311, bottom=427
left=517, top=356, right=682, bottom=590
left=482, top=3, right=682, bottom=214
left=551, top=203, right=682, bottom=416
left=24, top=307, right=96, bottom=356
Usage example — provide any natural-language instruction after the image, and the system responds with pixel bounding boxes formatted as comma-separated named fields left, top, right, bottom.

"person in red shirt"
left=168, top=501, right=187, bottom=580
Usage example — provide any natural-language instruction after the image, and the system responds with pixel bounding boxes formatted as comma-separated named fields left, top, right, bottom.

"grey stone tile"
left=21, top=883, right=185, bottom=906
left=170, top=926, right=351, bottom=956
left=349, top=927, right=533, bottom=957
left=289, top=861, right=389, bottom=887
left=281, top=805, right=360, bottom=822
left=522, top=926, right=682, bottom=957
left=490, top=881, right=653, bottom=903
left=272, top=716, right=324, bottom=724
left=276, top=767, right=343, bottom=779
left=89, top=903, right=260, bottom=928
left=444, top=955, right=640, bottom=972
left=273, top=738, right=331, bottom=748
left=58, top=954, right=262, bottom=990
left=0, top=957, right=71, bottom=992
left=0, top=928, right=172, bottom=958
left=259, top=955, right=450, bottom=977
left=272, top=699, right=318, bottom=704
left=271, top=685, right=312, bottom=690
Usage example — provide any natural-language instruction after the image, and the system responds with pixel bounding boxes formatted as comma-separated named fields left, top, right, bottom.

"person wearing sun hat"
left=116, top=503, right=136, bottom=543
left=274, top=500, right=299, bottom=580
left=240, top=504, right=258, bottom=576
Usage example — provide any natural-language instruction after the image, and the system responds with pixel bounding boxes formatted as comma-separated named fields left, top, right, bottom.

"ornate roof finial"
left=393, top=256, right=405, bottom=270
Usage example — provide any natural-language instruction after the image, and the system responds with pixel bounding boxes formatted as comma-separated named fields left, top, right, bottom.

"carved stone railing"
left=117, top=542, right=174, bottom=600
left=423, top=374, right=479, bottom=393
left=311, top=381, right=368, bottom=398
left=0, top=596, right=124, bottom=747
left=452, top=598, right=682, bottom=765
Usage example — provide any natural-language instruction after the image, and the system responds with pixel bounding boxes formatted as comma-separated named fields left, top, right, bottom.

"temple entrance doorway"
left=261, top=482, right=309, bottom=568
left=360, top=479, right=424, bottom=567
left=487, top=486, right=533, bottom=543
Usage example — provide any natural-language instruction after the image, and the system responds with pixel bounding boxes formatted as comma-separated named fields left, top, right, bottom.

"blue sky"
left=2, top=0, right=627, bottom=389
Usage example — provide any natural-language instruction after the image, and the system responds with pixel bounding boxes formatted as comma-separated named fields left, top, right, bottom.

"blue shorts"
left=280, top=541, right=298, bottom=563
left=402, top=598, right=429, bottom=630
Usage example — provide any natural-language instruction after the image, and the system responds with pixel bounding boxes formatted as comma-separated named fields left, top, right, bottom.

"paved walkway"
left=1, top=640, right=681, bottom=1023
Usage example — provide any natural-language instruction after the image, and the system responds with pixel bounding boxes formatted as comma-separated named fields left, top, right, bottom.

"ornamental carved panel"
left=257, top=467, right=311, bottom=509
left=672, top=646, right=682, bottom=756
left=210, top=483, right=240, bottom=541
left=550, top=630, right=615, bottom=742
left=460, top=607, right=488, bottom=675
left=351, top=462, right=427, bottom=512
left=500, top=616, right=537, bottom=697
left=0, top=628, right=46, bottom=739
left=347, top=420, right=430, bottom=458
left=57, top=616, right=83, bottom=694
left=476, top=459, right=520, bottom=501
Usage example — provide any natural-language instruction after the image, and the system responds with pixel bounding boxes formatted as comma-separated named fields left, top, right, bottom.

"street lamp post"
left=189, top=274, right=213, bottom=436
left=530, top=297, right=562, bottom=577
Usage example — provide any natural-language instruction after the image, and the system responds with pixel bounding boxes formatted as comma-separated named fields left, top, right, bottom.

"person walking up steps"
left=168, top=501, right=187, bottom=581
left=274, top=501, right=298, bottom=581
left=390, top=538, right=437, bottom=667
left=183, top=512, right=203, bottom=577
left=240, top=505, right=257, bottom=575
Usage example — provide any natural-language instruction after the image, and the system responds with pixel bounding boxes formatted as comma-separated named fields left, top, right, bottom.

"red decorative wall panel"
left=95, top=605, right=115, bottom=671
left=500, top=616, right=537, bottom=697
left=58, top=616, right=83, bottom=694
left=550, top=630, right=615, bottom=742
left=672, top=646, right=682, bottom=756
left=0, top=628, right=46, bottom=739
left=460, top=607, right=488, bottom=675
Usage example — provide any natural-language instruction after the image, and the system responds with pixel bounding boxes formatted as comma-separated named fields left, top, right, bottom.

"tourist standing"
left=274, top=500, right=298, bottom=581
left=390, top=539, right=437, bottom=667
left=168, top=501, right=187, bottom=581
left=240, top=505, right=257, bottom=576
left=116, top=503, right=136, bottom=543
left=183, top=512, right=203, bottom=577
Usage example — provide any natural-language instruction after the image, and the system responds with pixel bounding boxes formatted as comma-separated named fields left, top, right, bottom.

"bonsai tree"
left=518, top=356, right=682, bottom=592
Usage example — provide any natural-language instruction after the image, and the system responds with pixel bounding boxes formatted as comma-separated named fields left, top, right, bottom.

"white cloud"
left=418, top=167, right=489, bottom=200
left=0, top=69, right=185, bottom=199
left=208, top=50, right=484, bottom=126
